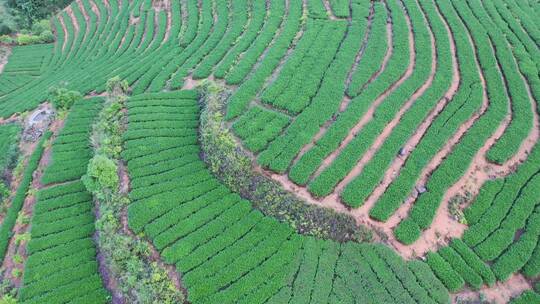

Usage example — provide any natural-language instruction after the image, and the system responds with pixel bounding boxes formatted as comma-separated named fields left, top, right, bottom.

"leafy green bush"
left=47, top=87, right=82, bottom=111
left=0, top=35, right=14, bottom=44
left=82, top=154, right=118, bottom=198
left=16, top=34, right=41, bottom=45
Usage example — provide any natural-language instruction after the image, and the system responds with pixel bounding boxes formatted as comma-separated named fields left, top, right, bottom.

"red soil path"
left=453, top=274, right=532, bottom=304
left=309, top=6, right=416, bottom=181
left=1, top=118, right=64, bottom=288
left=355, top=0, right=461, bottom=236
left=0, top=46, right=11, bottom=75
left=58, top=12, right=69, bottom=52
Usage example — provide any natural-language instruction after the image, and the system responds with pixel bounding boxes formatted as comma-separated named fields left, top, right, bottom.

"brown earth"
left=332, top=10, right=438, bottom=199
left=308, top=7, right=416, bottom=181
left=66, top=6, right=80, bottom=41
left=453, top=274, right=532, bottom=304
left=362, top=4, right=460, bottom=212
left=0, top=118, right=64, bottom=288
left=58, top=12, right=69, bottom=52
left=0, top=46, right=11, bottom=75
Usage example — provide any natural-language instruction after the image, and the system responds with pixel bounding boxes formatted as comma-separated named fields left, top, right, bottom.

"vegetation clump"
left=199, top=80, right=371, bottom=242
left=83, top=77, right=184, bottom=304
left=47, top=85, right=82, bottom=112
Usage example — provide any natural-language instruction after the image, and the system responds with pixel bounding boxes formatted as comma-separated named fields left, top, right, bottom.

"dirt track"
left=1, top=119, right=64, bottom=288
left=0, top=46, right=11, bottom=75
left=356, top=0, right=461, bottom=234
left=309, top=6, right=416, bottom=182
left=454, top=274, right=531, bottom=303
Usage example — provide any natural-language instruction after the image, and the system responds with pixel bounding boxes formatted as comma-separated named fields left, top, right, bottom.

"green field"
left=0, top=0, right=539, bottom=302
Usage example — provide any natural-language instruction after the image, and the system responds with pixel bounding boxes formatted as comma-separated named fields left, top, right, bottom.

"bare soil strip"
left=0, top=46, right=11, bottom=75
left=66, top=6, right=80, bottom=40
left=89, top=0, right=100, bottom=21
left=328, top=2, right=439, bottom=199
left=1, top=119, right=64, bottom=288
left=290, top=3, right=378, bottom=165
left=253, top=2, right=465, bottom=259
left=309, top=7, right=416, bottom=181
left=357, top=2, right=460, bottom=223
left=157, top=0, right=173, bottom=43
left=78, top=0, right=90, bottom=24
left=58, top=13, right=70, bottom=52
left=364, top=21, right=393, bottom=88
left=332, top=24, right=437, bottom=198
left=322, top=0, right=340, bottom=21
left=453, top=274, right=532, bottom=304
left=256, top=0, right=308, bottom=100
left=344, top=3, right=377, bottom=90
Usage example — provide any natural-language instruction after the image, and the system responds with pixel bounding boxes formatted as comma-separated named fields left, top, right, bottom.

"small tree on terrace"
left=47, top=85, right=82, bottom=112
left=106, top=76, right=129, bottom=99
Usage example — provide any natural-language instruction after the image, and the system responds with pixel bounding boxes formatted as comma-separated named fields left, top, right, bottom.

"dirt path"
left=0, top=119, right=64, bottom=288
left=370, top=2, right=500, bottom=256
left=330, top=2, right=438, bottom=199
left=89, top=0, right=100, bottom=21
left=156, top=0, right=173, bottom=43
left=58, top=12, right=70, bottom=52
left=78, top=0, right=90, bottom=25
left=356, top=0, right=461, bottom=225
left=360, top=21, right=394, bottom=92
left=0, top=46, right=11, bottom=75
left=249, top=2, right=467, bottom=259
left=344, top=3, right=377, bottom=90
left=453, top=274, right=532, bottom=304
left=66, top=6, right=80, bottom=42
left=255, top=1, right=308, bottom=99
left=287, top=3, right=377, bottom=165
left=322, top=0, right=340, bottom=21
left=308, top=7, right=415, bottom=181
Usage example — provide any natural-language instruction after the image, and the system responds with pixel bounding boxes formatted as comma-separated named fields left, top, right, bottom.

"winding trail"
left=309, top=5, right=416, bottom=181
left=0, top=46, right=11, bottom=75
left=330, top=0, right=439, bottom=200
left=356, top=0, right=461, bottom=226
left=0, top=118, right=64, bottom=288
left=58, top=12, right=70, bottom=52
left=453, top=274, right=532, bottom=304
left=291, top=1, right=379, bottom=165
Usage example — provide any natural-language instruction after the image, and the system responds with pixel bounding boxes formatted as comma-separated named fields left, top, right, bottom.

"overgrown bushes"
left=198, top=80, right=371, bottom=242
left=84, top=78, right=184, bottom=304
left=47, top=85, right=82, bottom=112
left=0, top=130, right=51, bottom=262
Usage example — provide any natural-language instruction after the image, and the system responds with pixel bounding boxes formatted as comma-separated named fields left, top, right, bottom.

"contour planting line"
left=330, top=0, right=439, bottom=201
left=355, top=0, right=461, bottom=223
left=0, top=118, right=64, bottom=288
left=306, top=0, right=416, bottom=183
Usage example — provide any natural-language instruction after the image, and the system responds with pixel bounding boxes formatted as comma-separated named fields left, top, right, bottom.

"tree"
left=47, top=86, right=82, bottom=111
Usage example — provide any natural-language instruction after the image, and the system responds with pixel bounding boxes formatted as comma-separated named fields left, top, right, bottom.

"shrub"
left=39, top=30, right=54, bottom=42
left=30, top=19, right=51, bottom=36
left=0, top=34, right=14, bottom=44
left=47, top=87, right=82, bottom=111
left=16, top=33, right=44, bottom=45
left=82, top=154, right=118, bottom=200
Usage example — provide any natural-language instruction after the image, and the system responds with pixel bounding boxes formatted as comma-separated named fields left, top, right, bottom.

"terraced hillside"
left=0, top=0, right=539, bottom=303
